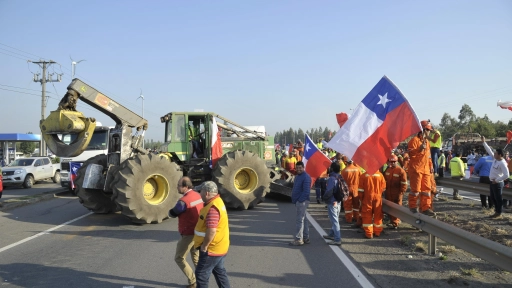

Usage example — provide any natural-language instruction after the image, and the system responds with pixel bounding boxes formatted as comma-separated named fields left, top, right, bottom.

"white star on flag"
left=305, top=143, right=311, bottom=153
left=377, top=92, right=391, bottom=108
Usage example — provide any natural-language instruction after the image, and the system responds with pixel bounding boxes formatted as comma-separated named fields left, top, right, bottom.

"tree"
left=438, top=113, right=458, bottom=138
left=20, top=141, right=36, bottom=155
left=458, top=104, right=476, bottom=132
left=472, top=116, right=496, bottom=138
left=296, top=128, right=305, bottom=144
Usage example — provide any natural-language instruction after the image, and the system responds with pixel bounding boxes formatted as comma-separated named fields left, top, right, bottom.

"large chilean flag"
left=303, top=134, right=331, bottom=187
left=327, top=76, right=421, bottom=174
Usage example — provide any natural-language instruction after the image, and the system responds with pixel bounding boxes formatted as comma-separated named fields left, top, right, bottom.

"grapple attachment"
left=40, top=110, right=97, bottom=157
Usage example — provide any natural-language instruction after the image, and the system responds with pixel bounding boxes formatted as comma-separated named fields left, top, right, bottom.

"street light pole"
left=137, top=90, right=145, bottom=148
left=70, top=56, right=86, bottom=78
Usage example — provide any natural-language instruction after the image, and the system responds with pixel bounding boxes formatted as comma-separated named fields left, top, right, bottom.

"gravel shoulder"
left=307, top=193, right=512, bottom=288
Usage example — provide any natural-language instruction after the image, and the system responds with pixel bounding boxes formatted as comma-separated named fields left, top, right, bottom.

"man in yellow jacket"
left=449, top=152, right=464, bottom=200
left=193, top=181, right=231, bottom=288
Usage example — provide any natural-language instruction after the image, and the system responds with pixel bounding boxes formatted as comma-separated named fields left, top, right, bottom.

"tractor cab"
left=161, top=112, right=211, bottom=163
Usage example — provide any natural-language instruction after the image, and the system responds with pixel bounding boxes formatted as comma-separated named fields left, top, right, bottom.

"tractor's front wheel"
left=113, top=153, right=182, bottom=224
left=75, top=155, right=118, bottom=214
left=213, top=150, right=271, bottom=210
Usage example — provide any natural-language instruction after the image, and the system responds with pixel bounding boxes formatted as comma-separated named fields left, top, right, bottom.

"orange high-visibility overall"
left=407, top=134, right=432, bottom=212
left=359, top=171, right=386, bottom=238
left=342, top=163, right=361, bottom=223
left=383, top=166, right=407, bottom=227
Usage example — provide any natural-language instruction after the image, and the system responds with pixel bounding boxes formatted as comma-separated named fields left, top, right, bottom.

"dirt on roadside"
left=307, top=194, right=512, bottom=288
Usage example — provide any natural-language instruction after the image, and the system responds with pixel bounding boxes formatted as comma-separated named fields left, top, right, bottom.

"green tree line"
left=274, top=127, right=336, bottom=146
left=437, top=104, right=512, bottom=138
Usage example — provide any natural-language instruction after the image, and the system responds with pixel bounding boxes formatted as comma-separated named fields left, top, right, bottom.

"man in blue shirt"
left=289, top=161, right=312, bottom=246
left=473, top=153, right=494, bottom=208
left=322, top=161, right=343, bottom=245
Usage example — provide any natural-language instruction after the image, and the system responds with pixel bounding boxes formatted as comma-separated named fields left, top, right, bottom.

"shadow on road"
left=0, top=263, right=177, bottom=288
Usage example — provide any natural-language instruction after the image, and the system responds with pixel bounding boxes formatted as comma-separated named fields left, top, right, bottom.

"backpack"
left=322, top=174, right=350, bottom=202
left=333, top=175, right=350, bottom=202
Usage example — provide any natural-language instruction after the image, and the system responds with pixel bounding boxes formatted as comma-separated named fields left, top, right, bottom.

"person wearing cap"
left=193, top=181, right=231, bottom=287
left=407, top=120, right=436, bottom=216
left=280, top=151, right=288, bottom=169
left=426, top=126, right=442, bottom=177
left=383, top=155, right=407, bottom=229
left=481, top=136, right=509, bottom=218
left=341, top=156, right=362, bottom=223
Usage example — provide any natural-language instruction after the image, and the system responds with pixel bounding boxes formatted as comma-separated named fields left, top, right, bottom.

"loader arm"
left=40, top=78, right=148, bottom=157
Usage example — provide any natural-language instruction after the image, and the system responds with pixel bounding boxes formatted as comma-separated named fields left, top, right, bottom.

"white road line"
left=306, top=212, right=374, bottom=288
left=0, top=212, right=93, bottom=254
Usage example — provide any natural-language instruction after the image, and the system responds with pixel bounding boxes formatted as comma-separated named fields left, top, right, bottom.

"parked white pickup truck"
left=1, top=157, right=61, bottom=188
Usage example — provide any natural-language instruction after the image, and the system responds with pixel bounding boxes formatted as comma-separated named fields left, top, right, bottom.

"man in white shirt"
left=481, top=136, right=509, bottom=218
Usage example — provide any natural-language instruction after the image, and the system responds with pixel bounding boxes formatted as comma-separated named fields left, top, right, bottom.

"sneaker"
left=422, top=209, right=436, bottom=216
left=323, top=235, right=334, bottom=240
left=365, top=235, right=373, bottom=239
left=327, top=240, right=341, bottom=245
left=409, top=208, right=419, bottom=214
left=289, top=239, right=304, bottom=246
left=303, top=238, right=311, bottom=244
left=489, top=213, right=502, bottom=219
left=453, top=194, right=463, bottom=200
left=317, top=199, right=321, bottom=204
left=186, top=283, right=197, bottom=288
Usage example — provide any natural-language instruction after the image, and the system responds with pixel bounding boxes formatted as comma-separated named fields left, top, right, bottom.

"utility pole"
left=30, top=60, right=61, bottom=156
left=137, top=89, right=145, bottom=148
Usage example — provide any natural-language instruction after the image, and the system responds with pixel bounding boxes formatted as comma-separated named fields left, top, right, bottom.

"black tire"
left=213, top=150, right=271, bottom=210
left=52, top=171, right=61, bottom=183
left=75, top=155, right=118, bottom=214
left=113, top=153, right=182, bottom=224
left=23, top=175, right=34, bottom=188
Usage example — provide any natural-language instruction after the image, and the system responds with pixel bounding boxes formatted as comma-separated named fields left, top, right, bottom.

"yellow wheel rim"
left=143, top=174, right=169, bottom=205
left=234, top=167, right=258, bottom=194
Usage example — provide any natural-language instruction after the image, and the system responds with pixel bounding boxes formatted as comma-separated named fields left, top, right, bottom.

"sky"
left=1, top=0, right=512, bottom=143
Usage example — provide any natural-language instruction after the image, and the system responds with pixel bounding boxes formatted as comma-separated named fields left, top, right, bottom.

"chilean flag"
left=327, top=76, right=421, bottom=174
left=70, top=162, right=83, bottom=189
left=210, top=116, right=223, bottom=169
left=303, top=134, right=332, bottom=187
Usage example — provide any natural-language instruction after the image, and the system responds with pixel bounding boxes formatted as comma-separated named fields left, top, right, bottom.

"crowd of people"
left=286, top=119, right=511, bottom=247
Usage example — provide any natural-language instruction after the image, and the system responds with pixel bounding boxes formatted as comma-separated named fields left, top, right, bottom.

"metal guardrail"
left=436, top=177, right=512, bottom=198
left=382, top=199, right=512, bottom=272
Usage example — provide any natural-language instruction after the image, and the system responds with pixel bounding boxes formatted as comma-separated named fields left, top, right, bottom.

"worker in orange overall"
left=358, top=170, right=386, bottom=239
left=407, top=120, right=436, bottom=216
left=342, top=156, right=361, bottom=223
left=382, top=154, right=407, bottom=229
left=285, top=151, right=298, bottom=174
left=402, top=152, right=410, bottom=176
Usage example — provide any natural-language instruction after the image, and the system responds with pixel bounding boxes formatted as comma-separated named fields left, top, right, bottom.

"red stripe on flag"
left=352, top=102, right=418, bottom=174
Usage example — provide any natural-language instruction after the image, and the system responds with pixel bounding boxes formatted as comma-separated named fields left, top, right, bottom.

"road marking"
left=0, top=212, right=93, bottom=254
left=306, top=212, right=374, bottom=288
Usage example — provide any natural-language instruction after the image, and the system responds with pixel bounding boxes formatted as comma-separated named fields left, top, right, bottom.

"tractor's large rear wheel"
left=213, top=150, right=271, bottom=210
left=75, top=154, right=118, bottom=214
left=113, top=153, right=182, bottom=224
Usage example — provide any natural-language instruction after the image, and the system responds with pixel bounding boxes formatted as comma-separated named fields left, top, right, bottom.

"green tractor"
left=158, top=112, right=277, bottom=210
left=40, top=78, right=286, bottom=224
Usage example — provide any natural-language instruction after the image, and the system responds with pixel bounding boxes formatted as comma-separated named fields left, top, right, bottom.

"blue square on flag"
left=361, top=77, right=407, bottom=121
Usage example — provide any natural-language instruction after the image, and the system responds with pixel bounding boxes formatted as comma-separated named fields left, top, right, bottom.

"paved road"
left=0, top=180, right=64, bottom=202
left=0, top=194, right=371, bottom=288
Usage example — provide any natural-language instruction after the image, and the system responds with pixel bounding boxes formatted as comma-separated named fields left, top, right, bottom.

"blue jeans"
left=327, top=202, right=341, bottom=242
left=431, top=148, right=440, bottom=173
left=195, top=251, right=230, bottom=288
left=295, top=201, right=310, bottom=241
left=315, top=178, right=327, bottom=200
left=490, top=182, right=504, bottom=214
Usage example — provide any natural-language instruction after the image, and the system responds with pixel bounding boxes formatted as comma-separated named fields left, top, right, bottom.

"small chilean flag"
left=327, top=76, right=421, bottom=174
left=70, top=162, right=83, bottom=189
left=303, top=134, right=332, bottom=188
left=210, top=116, right=223, bottom=169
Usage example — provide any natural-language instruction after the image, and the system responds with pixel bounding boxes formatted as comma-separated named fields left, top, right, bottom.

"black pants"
left=438, top=167, right=444, bottom=178
left=479, top=176, right=494, bottom=208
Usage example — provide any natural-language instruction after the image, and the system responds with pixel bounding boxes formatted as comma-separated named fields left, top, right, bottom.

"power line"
left=0, top=50, right=28, bottom=61
left=0, top=42, right=45, bottom=59
left=0, top=47, right=38, bottom=61
left=0, top=84, right=52, bottom=93
left=0, top=87, right=58, bottom=99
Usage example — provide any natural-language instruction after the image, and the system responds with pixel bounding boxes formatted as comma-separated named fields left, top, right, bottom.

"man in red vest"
left=169, top=176, right=204, bottom=288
